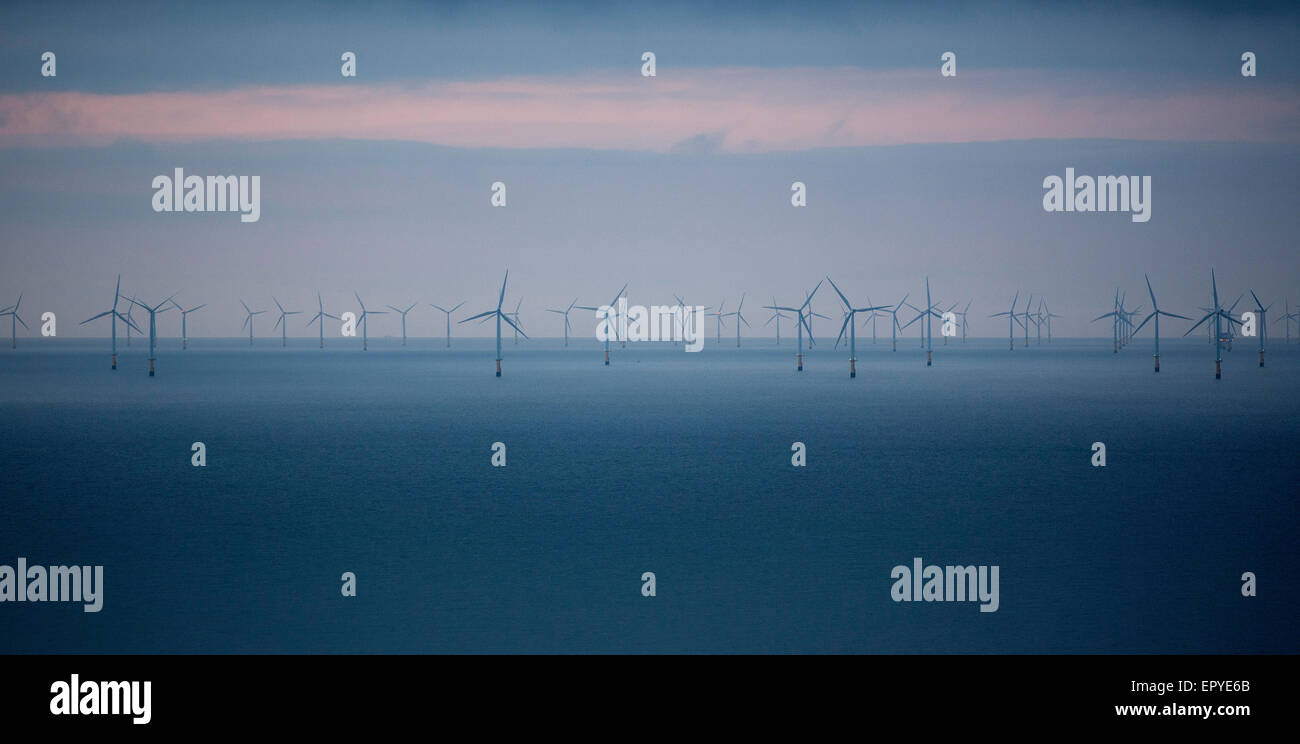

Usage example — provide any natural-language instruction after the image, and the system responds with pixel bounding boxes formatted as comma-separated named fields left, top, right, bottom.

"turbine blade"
left=502, top=311, right=528, bottom=338
left=1183, top=312, right=1215, bottom=335
left=826, top=276, right=851, bottom=310
left=834, top=312, right=851, bottom=348
left=610, top=282, right=628, bottom=308
left=459, top=310, right=495, bottom=323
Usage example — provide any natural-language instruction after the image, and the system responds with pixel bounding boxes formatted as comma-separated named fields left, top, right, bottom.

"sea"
left=1, top=334, right=1296, bottom=653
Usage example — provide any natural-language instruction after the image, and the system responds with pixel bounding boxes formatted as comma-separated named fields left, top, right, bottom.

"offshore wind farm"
left=1, top=0, right=1298, bottom=668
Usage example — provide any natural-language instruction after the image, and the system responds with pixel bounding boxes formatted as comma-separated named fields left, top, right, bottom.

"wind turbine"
left=307, top=293, right=339, bottom=349
left=989, top=292, right=1022, bottom=350
left=937, top=302, right=958, bottom=345
left=459, top=270, right=526, bottom=377
left=1093, top=291, right=1123, bottom=354
left=128, top=295, right=175, bottom=376
left=80, top=276, right=141, bottom=369
left=354, top=293, right=386, bottom=351
left=1043, top=301, right=1062, bottom=343
left=765, top=296, right=791, bottom=345
left=1021, top=294, right=1035, bottom=349
left=828, top=277, right=890, bottom=378
left=1183, top=269, right=1243, bottom=379
left=886, top=294, right=914, bottom=352
left=385, top=302, right=417, bottom=347
left=1032, top=298, right=1046, bottom=345
left=1132, top=274, right=1189, bottom=373
left=0, top=294, right=27, bottom=350
left=763, top=281, right=821, bottom=371
left=507, top=298, right=523, bottom=345
left=673, top=294, right=711, bottom=346
left=1272, top=300, right=1296, bottom=344
left=272, top=297, right=302, bottom=347
left=546, top=299, right=578, bottom=347
left=901, top=277, right=942, bottom=366
left=806, top=295, right=829, bottom=348
left=724, top=293, right=750, bottom=347
left=576, top=282, right=627, bottom=365
left=955, top=300, right=973, bottom=343
left=169, top=300, right=206, bottom=349
left=124, top=296, right=138, bottom=347
left=863, top=300, right=884, bottom=345
left=1249, top=290, right=1271, bottom=367
left=706, top=300, right=728, bottom=344
left=240, top=300, right=265, bottom=345
left=1222, top=293, right=1244, bottom=352
left=430, top=302, right=465, bottom=348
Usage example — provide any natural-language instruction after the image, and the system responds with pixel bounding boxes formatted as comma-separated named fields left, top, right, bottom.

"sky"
left=1, top=0, right=1298, bottom=339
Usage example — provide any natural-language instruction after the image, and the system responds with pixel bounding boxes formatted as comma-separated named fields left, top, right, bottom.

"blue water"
left=1, top=335, right=1296, bottom=652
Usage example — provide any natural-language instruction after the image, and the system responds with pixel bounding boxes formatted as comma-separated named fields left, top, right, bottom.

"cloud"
left=1, top=67, right=1295, bottom=151
left=670, top=131, right=728, bottom=155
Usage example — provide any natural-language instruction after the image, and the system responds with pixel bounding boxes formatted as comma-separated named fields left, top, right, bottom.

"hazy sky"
left=1, top=1, right=1297, bottom=338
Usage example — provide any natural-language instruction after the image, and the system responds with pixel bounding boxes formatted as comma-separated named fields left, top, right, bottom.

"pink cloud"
left=1, top=67, right=1295, bottom=150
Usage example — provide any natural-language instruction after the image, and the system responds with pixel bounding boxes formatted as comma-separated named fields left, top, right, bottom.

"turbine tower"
left=386, top=302, right=417, bottom=347
left=576, top=283, right=627, bottom=365
left=1272, top=300, right=1296, bottom=344
left=128, top=294, right=176, bottom=376
left=1132, top=274, right=1189, bottom=373
left=1021, top=294, right=1034, bottom=349
left=706, top=300, right=727, bottom=344
left=124, top=296, right=138, bottom=346
left=989, top=292, right=1021, bottom=350
left=307, top=293, right=339, bottom=349
left=80, top=276, right=141, bottom=369
left=240, top=300, right=265, bottom=346
left=460, top=270, right=526, bottom=377
left=170, top=300, right=207, bottom=349
left=725, top=293, right=750, bottom=347
left=272, top=297, right=302, bottom=347
left=354, top=292, right=386, bottom=351
left=828, top=277, right=889, bottom=378
left=886, top=294, right=912, bottom=352
left=1043, top=301, right=1062, bottom=343
left=673, top=294, right=712, bottom=347
left=430, top=302, right=465, bottom=348
left=762, top=281, right=821, bottom=371
left=507, top=298, right=523, bottom=345
left=765, top=296, right=790, bottom=345
left=902, top=277, right=942, bottom=366
left=1033, top=298, right=1045, bottom=345
left=1093, top=291, right=1123, bottom=354
left=956, top=300, right=973, bottom=343
left=1249, top=290, right=1271, bottom=367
